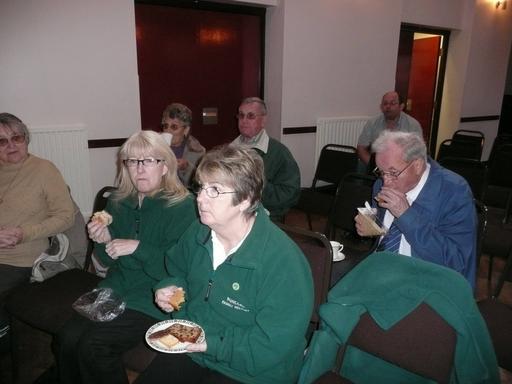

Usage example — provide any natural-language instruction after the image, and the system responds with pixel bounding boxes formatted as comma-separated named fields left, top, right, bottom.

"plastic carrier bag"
left=72, top=288, right=126, bottom=322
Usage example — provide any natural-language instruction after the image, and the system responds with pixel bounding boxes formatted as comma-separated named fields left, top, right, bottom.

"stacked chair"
left=324, top=172, right=378, bottom=287
left=485, top=139, right=512, bottom=224
left=436, top=129, right=485, bottom=162
left=295, top=144, right=358, bottom=230
left=478, top=243, right=512, bottom=373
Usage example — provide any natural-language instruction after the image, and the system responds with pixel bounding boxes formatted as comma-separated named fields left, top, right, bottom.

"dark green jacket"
left=299, top=252, right=499, bottom=384
left=96, top=193, right=196, bottom=320
left=156, top=206, right=314, bottom=383
left=256, top=138, right=300, bottom=219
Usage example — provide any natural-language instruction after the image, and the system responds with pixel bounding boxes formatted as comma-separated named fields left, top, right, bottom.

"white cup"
left=330, top=241, right=345, bottom=262
left=160, top=132, right=173, bottom=146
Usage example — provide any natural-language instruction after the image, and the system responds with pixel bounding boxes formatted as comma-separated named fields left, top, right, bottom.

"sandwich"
left=357, top=207, right=387, bottom=236
left=169, top=288, right=185, bottom=311
left=92, top=210, right=113, bottom=226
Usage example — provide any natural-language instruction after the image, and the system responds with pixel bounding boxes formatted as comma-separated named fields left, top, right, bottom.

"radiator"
left=29, top=125, right=93, bottom=214
left=315, top=116, right=369, bottom=163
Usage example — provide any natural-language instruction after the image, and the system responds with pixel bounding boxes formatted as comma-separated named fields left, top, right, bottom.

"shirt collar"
left=406, top=161, right=430, bottom=203
left=233, top=129, right=269, bottom=153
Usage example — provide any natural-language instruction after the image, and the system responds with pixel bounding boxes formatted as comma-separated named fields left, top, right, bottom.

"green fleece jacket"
left=156, top=206, right=314, bottom=384
left=299, top=252, right=499, bottom=384
left=256, top=138, right=300, bottom=219
left=96, top=193, right=196, bottom=320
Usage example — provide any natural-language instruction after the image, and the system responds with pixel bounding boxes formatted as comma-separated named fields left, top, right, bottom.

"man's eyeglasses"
left=373, top=161, right=413, bottom=179
left=161, top=123, right=185, bottom=131
left=381, top=100, right=400, bottom=107
left=194, top=185, right=236, bottom=199
left=123, top=158, right=164, bottom=168
left=0, top=134, right=26, bottom=148
left=235, top=112, right=265, bottom=121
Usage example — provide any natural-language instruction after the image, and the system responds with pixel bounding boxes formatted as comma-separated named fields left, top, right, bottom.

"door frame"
left=397, top=23, right=450, bottom=156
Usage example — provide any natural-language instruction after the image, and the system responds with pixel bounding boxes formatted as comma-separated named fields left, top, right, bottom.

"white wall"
left=0, top=0, right=140, bottom=213
left=458, top=0, right=512, bottom=159
left=2, top=0, right=511, bottom=197
left=265, top=0, right=512, bottom=184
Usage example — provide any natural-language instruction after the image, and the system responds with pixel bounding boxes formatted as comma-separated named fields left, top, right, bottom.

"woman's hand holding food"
left=155, top=286, right=179, bottom=312
left=87, top=220, right=112, bottom=244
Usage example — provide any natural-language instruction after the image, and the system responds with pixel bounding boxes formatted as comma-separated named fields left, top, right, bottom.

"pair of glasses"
left=161, top=123, right=185, bottom=131
left=235, top=112, right=264, bottom=120
left=123, top=158, right=164, bottom=168
left=373, top=161, right=413, bottom=179
left=0, top=134, right=26, bottom=148
left=194, top=185, right=236, bottom=199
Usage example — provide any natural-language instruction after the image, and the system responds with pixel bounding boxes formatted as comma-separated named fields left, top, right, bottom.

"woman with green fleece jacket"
left=54, top=131, right=197, bottom=384
left=135, top=145, right=314, bottom=384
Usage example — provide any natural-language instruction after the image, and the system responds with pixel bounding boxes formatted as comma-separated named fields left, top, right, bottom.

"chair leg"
left=504, top=192, right=512, bottom=224
left=306, top=213, right=313, bottom=231
left=488, top=254, right=494, bottom=282
left=492, top=247, right=512, bottom=298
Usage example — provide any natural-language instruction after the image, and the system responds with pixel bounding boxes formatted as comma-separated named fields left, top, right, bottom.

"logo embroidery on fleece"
left=221, top=296, right=250, bottom=312
left=232, top=282, right=240, bottom=291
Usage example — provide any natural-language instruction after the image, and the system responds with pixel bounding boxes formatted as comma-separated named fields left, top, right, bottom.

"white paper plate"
left=145, top=319, right=205, bottom=354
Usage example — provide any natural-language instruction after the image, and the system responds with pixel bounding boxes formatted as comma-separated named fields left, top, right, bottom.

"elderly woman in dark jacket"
left=161, top=103, right=205, bottom=188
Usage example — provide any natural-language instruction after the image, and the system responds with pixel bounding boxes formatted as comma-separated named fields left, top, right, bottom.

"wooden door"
left=135, top=2, right=264, bottom=149
left=407, top=36, right=441, bottom=144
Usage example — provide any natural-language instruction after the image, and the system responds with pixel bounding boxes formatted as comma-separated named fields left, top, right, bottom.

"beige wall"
left=0, top=0, right=140, bottom=213
left=1, top=0, right=511, bottom=204
left=268, top=0, right=512, bottom=185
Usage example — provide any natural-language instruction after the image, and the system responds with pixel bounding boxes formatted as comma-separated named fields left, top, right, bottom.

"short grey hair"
left=0, top=112, right=30, bottom=144
left=372, top=131, right=427, bottom=162
left=195, top=144, right=263, bottom=217
left=239, top=97, right=267, bottom=115
left=161, top=103, right=192, bottom=127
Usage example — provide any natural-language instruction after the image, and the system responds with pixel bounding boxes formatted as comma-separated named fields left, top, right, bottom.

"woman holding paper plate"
left=53, top=131, right=197, bottom=384
left=136, top=145, right=314, bottom=384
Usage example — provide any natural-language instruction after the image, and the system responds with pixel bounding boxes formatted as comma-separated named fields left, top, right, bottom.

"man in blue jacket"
left=355, top=130, right=477, bottom=288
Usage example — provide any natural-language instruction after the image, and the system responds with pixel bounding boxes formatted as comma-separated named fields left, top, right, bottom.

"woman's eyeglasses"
left=161, top=123, right=185, bottom=131
left=194, top=185, right=236, bottom=199
left=123, top=158, right=164, bottom=168
left=0, top=134, right=26, bottom=148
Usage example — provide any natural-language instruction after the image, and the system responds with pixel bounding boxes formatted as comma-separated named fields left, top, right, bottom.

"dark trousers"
left=134, top=352, right=241, bottom=384
left=0, top=264, right=32, bottom=354
left=53, top=308, right=157, bottom=384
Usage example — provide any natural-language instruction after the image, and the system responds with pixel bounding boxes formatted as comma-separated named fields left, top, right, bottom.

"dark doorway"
left=396, top=24, right=450, bottom=156
left=135, top=1, right=265, bottom=149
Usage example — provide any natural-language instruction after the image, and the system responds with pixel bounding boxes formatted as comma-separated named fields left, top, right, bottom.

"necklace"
left=0, top=160, right=25, bottom=205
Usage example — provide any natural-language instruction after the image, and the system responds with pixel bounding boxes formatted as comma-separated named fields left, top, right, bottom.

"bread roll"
left=92, top=210, right=113, bottom=226
left=169, top=288, right=185, bottom=311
